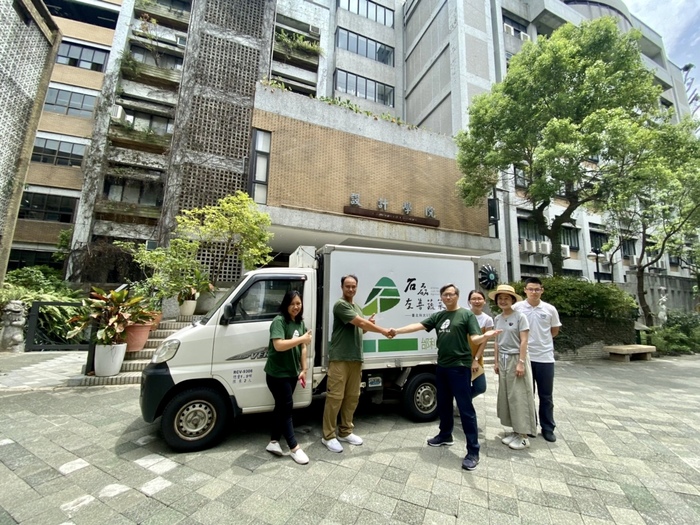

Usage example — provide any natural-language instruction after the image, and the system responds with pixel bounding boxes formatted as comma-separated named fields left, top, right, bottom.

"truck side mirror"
left=221, top=303, right=235, bottom=325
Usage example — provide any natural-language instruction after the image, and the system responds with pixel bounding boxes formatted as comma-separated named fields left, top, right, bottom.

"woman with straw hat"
left=488, top=284, right=537, bottom=450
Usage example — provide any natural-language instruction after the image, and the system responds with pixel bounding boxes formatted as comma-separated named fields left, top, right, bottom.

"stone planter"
left=94, top=343, right=127, bottom=377
left=195, top=289, right=227, bottom=315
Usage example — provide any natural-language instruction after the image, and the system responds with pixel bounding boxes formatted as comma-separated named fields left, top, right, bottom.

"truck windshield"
left=198, top=281, right=239, bottom=324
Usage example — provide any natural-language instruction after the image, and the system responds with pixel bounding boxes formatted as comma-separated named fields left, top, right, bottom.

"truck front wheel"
left=161, top=388, right=230, bottom=452
left=402, top=373, right=438, bottom=422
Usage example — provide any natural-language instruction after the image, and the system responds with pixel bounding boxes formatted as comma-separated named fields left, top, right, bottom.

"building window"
left=589, top=229, right=609, bottom=250
left=56, top=42, right=109, bottom=72
left=250, top=129, right=271, bottom=205
left=31, top=138, right=86, bottom=167
left=18, top=192, right=77, bottom=223
left=123, top=109, right=174, bottom=135
left=8, top=250, right=62, bottom=271
left=621, top=239, right=636, bottom=258
left=514, top=166, right=529, bottom=188
left=154, top=0, right=190, bottom=11
left=130, top=45, right=183, bottom=70
left=517, top=216, right=544, bottom=242
left=560, top=227, right=580, bottom=250
left=335, top=69, right=394, bottom=107
left=338, top=0, right=394, bottom=27
left=104, top=177, right=164, bottom=206
left=336, top=28, right=394, bottom=66
left=502, top=14, right=528, bottom=37
left=44, top=88, right=97, bottom=118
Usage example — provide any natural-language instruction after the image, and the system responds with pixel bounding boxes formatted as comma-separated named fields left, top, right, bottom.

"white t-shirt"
left=513, top=300, right=561, bottom=363
left=472, top=311, right=494, bottom=331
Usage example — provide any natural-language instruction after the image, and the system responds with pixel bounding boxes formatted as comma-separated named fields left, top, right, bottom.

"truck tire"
left=402, top=372, right=438, bottom=422
left=161, top=388, right=230, bottom=452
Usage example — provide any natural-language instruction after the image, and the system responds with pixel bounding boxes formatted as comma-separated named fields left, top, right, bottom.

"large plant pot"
left=179, top=300, right=197, bottom=316
left=94, top=343, right=127, bottom=377
left=149, top=311, right=163, bottom=331
left=195, top=288, right=228, bottom=314
left=125, top=323, right=152, bottom=352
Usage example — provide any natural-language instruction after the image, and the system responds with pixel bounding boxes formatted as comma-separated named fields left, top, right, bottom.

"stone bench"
left=604, top=344, right=656, bottom=362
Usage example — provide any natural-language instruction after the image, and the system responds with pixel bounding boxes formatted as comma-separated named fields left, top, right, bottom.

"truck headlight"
left=152, top=339, right=180, bottom=363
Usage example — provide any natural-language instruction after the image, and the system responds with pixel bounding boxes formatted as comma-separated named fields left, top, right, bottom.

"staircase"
left=69, top=323, right=496, bottom=386
left=68, top=317, right=195, bottom=386
left=483, top=340, right=495, bottom=366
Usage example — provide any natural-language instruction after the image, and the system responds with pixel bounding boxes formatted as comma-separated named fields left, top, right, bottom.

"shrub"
left=0, top=266, right=84, bottom=346
left=490, top=277, right=638, bottom=320
left=650, top=326, right=695, bottom=356
left=652, top=310, right=700, bottom=355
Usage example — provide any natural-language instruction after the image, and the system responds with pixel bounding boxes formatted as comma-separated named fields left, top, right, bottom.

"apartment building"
left=2, top=0, right=694, bottom=309
left=0, top=0, right=61, bottom=282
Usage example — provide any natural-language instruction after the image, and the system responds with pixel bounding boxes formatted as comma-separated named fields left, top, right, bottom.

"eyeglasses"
left=524, top=288, right=543, bottom=293
left=441, top=293, right=457, bottom=298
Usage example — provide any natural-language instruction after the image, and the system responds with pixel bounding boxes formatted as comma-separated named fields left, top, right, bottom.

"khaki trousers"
left=322, top=360, right=362, bottom=440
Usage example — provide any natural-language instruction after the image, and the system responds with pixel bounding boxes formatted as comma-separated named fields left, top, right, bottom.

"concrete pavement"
left=0, top=351, right=699, bottom=524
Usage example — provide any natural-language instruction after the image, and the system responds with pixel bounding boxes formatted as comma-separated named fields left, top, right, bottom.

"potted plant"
left=68, top=287, right=144, bottom=376
left=123, top=294, right=155, bottom=352
left=176, top=269, right=213, bottom=316
left=130, top=278, right=166, bottom=330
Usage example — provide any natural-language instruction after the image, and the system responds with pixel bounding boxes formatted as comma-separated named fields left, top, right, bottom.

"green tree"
left=455, top=17, right=661, bottom=275
left=175, top=191, right=273, bottom=284
left=602, top=117, right=700, bottom=325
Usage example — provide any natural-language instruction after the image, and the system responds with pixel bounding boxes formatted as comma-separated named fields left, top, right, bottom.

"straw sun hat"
left=487, top=284, right=522, bottom=302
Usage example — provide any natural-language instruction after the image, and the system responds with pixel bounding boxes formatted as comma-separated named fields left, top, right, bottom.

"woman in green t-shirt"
left=264, top=290, right=312, bottom=464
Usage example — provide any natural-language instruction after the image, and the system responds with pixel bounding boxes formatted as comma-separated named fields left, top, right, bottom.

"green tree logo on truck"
left=362, top=277, right=400, bottom=315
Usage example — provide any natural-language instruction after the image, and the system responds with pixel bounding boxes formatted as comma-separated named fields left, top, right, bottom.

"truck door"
left=212, top=275, right=313, bottom=413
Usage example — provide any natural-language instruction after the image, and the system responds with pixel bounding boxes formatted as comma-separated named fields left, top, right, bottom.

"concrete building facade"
left=1, top=0, right=694, bottom=311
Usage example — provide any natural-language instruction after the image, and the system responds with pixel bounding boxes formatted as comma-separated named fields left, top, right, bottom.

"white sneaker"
left=501, top=433, right=518, bottom=445
left=321, top=437, right=343, bottom=453
left=337, top=433, right=363, bottom=446
left=266, top=441, right=283, bottom=456
left=509, top=436, right=530, bottom=450
left=290, top=448, right=309, bottom=465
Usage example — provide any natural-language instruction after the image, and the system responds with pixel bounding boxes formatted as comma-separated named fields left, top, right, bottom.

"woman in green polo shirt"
left=264, top=290, right=312, bottom=464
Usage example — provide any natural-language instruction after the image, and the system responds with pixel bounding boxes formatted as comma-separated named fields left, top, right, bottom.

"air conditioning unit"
left=503, top=23, right=515, bottom=36
left=111, top=105, right=126, bottom=121
left=309, top=25, right=320, bottom=37
left=561, top=245, right=571, bottom=259
left=520, top=32, right=531, bottom=41
left=538, top=241, right=552, bottom=255
left=520, top=239, right=536, bottom=254
left=176, top=35, right=187, bottom=48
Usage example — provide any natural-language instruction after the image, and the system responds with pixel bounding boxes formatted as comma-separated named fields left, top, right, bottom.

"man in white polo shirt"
left=513, top=277, right=561, bottom=442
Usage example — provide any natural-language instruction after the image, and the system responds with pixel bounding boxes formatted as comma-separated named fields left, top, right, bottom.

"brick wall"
left=38, top=112, right=94, bottom=138
left=54, top=17, right=115, bottom=47
left=51, top=64, right=104, bottom=91
left=13, top=219, right=69, bottom=245
left=252, top=110, right=489, bottom=235
left=26, top=164, right=84, bottom=190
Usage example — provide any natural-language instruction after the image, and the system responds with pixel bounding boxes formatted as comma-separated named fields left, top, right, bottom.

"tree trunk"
left=636, top=265, right=653, bottom=326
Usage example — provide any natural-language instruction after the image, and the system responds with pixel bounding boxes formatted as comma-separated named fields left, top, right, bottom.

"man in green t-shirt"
left=394, top=284, right=500, bottom=471
left=321, top=274, right=393, bottom=453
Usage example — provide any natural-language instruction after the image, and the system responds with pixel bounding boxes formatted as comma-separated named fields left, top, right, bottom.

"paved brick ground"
left=0, top=352, right=699, bottom=524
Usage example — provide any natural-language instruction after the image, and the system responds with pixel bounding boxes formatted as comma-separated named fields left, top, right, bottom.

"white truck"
left=140, top=245, right=478, bottom=451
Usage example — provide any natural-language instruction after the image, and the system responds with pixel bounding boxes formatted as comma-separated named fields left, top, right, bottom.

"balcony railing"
left=134, top=1, right=190, bottom=31
left=108, top=121, right=173, bottom=154
left=121, top=60, right=181, bottom=90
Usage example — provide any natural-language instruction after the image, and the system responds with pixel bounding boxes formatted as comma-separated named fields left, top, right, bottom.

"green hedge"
left=490, top=277, right=638, bottom=353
